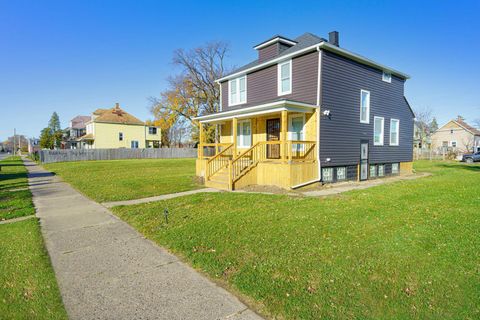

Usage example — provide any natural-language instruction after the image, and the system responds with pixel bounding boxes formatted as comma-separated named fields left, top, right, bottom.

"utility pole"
left=13, top=128, right=16, bottom=154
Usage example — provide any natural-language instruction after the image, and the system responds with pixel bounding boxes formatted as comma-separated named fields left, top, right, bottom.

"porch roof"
left=194, top=100, right=318, bottom=124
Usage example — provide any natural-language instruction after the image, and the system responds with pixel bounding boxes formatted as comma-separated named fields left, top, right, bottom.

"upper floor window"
left=229, top=76, right=247, bottom=106
left=374, top=116, right=384, bottom=146
left=360, top=90, right=370, bottom=124
left=390, top=119, right=399, bottom=146
left=278, top=60, right=292, bottom=95
left=382, top=71, right=392, bottom=83
left=119, top=132, right=123, bottom=141
left=148, top=127, right=157, bottom=135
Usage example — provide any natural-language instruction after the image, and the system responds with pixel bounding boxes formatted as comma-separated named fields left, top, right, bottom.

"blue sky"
left=1, top=0, right=479, bottom=140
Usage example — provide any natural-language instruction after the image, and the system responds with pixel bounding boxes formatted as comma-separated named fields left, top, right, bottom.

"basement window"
left=322, top=168, right=333, bottom=182
left=336, top=167, right=346, bottom=180
left=392, top=163, right=399, bottom=174
left=370, top=165, right=377, bottom=178
left=378, top=164, right=385, bottom=177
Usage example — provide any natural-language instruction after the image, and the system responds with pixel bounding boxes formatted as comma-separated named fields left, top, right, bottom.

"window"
left=370, top=165, right=377, bottom=177
left=360, top=90, right=370, bottom=123
left=229, top=76, right=247, bottom=106
left=289, top=114, right=305, bottom=152
left=236, top=120, right=252, bottom=148
left=322, top=168, right=333, bottom=182
left=391, top=163, right=399, bottom=174
left=131, top=140, right=139, bottom=149
left=119, top=132, right=123, bottom=141
left=148, top=127, right=157, bottom=135
left=278, top=60, right=292, bottom=95
left=336, top=167, right=346, bottom=180
left=378, top=164, right=385, bottom=177
left=382, top=71, right=392, bottom=83
left=390, top=119, right=400, bottom=146
left=442, top=141, right=448, bottom=147
left=374, top=116, right=384, bottom=145
left=451, top=141, right=457, bottom=148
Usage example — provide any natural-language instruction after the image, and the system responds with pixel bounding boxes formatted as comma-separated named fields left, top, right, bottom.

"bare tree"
left=150, top=41, right=231, bottom=143
left=414, top=107, right=434, bottom=148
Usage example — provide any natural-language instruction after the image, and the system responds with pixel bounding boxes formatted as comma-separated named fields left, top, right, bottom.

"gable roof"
left=217, top=32, right=410, bottom=82
left=454, top=119, right=480, bottom=135
left=92, top=105, right=144, bottom=125
left=70, top=115, right=91, bottom=129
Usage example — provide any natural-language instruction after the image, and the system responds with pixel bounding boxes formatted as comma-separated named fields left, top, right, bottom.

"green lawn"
left=0, top=156, right=35, bottom=221
left=0, top=157, right=67, bottom=319
left=45, top=158, right=202, bottom=202
left=112, top=161, right=480, bottom=319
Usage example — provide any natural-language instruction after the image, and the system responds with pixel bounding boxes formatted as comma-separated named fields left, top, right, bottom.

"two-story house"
left=81, top=103, right=161, bottom=149
left=195, top=31, right=414, bottom=191
left=65, top=115, right=91, bottom=149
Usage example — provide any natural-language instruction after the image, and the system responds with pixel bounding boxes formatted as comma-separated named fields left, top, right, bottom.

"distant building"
left=64, top=115, right=91, bottom=149
left=28, top=138, right=40, bottom=153
left=431, top=117, right=480, bottom=153
left=81, top=103, right=161, bottom=149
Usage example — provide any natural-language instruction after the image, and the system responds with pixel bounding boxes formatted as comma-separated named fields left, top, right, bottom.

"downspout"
left=291, top=45, right=323, bottom=189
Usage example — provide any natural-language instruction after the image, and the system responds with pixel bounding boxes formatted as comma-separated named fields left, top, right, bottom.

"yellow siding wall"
left=145, top=127, right=161, bottom=142
left=93, top=123, right=146, bottom=149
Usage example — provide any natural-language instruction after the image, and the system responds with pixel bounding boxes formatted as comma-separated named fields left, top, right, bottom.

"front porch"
left=196, top=102, right=320, bottom=190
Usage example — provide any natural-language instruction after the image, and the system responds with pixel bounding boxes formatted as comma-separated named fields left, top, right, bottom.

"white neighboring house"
left=431, top=117, right=480, bottom=153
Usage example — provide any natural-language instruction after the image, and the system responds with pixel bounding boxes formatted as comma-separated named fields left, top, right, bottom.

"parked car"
left=462, top=152, right=480, bottom=163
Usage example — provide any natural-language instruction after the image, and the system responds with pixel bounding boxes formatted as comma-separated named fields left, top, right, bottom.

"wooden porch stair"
left=205, top=166, right=230, bottom=190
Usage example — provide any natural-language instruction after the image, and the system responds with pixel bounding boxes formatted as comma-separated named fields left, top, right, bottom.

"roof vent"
left=328, top=31, right=339, bottom=47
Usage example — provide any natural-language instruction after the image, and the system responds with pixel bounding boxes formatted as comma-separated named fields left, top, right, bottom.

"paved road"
left=24, top=158, right=262, bottom=320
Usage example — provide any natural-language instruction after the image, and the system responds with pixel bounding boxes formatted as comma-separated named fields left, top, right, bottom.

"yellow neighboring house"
left=81, top=103, right=161, bottom=149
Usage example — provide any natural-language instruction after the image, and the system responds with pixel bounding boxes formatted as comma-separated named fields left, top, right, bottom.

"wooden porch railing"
left=230, top=140, right=316, bottom=186
left=206, top=143, right=234, bottom=180
left=198, top=143, right=232, bottom=159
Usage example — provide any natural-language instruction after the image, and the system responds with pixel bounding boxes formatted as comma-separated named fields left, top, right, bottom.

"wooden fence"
left=38, top=148, right=197, bottom=164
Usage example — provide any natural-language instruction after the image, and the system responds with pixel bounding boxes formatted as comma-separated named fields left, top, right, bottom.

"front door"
left=266, top=118, right=280, bottom=159
left=360, top=140, right=369, bottom=181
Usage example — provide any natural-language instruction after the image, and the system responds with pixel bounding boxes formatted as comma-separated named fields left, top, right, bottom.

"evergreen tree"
left=430, top=117, right=439, bottom=133
left=39, top=127, right=54, bottom=149
left=48, top=112, right=61, bottom=132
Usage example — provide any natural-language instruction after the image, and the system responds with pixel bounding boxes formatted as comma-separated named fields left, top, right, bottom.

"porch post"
left=199, top=122, right=204, bottom=158
left=232, top=117, right=238, bottom=156
left=281, top=110, right=288, bottom=162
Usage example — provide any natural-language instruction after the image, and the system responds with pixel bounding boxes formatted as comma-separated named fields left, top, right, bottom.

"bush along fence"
left=38, top=148, right=197, bottom=163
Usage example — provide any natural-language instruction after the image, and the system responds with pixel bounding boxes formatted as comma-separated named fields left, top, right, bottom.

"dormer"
left=254, top=35, right=297, bottom=63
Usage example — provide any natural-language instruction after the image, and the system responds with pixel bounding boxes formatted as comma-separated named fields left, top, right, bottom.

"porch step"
left=205, top=179, right=230, bottom=191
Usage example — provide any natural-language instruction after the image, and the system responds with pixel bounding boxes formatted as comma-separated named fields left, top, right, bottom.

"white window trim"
left=374, top=116, right=384, bottom=146
left=360, top=89, right=370, bottom=124
left=382, top=71, right=392, bottom=83
left=236, top=119, right=252, bottom=148
left=277, top=60, right=292, bottom=96
left=450, top=140, right=457, bottom=148
left=287, top=114, right=305, bottom=141
left=228, top=76, right=247, bottom=107
left=389, top=119, right=400, bottom=146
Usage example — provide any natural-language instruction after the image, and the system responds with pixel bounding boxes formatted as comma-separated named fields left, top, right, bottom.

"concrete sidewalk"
left=102, top=188, right=220, bottom=208
left=24, top=158, right=261, bottom=320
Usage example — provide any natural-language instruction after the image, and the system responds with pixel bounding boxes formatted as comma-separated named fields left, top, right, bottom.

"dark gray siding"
left=320, top=50, right=413, bottom=167
left=220, top=51, right=319, bottom=111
